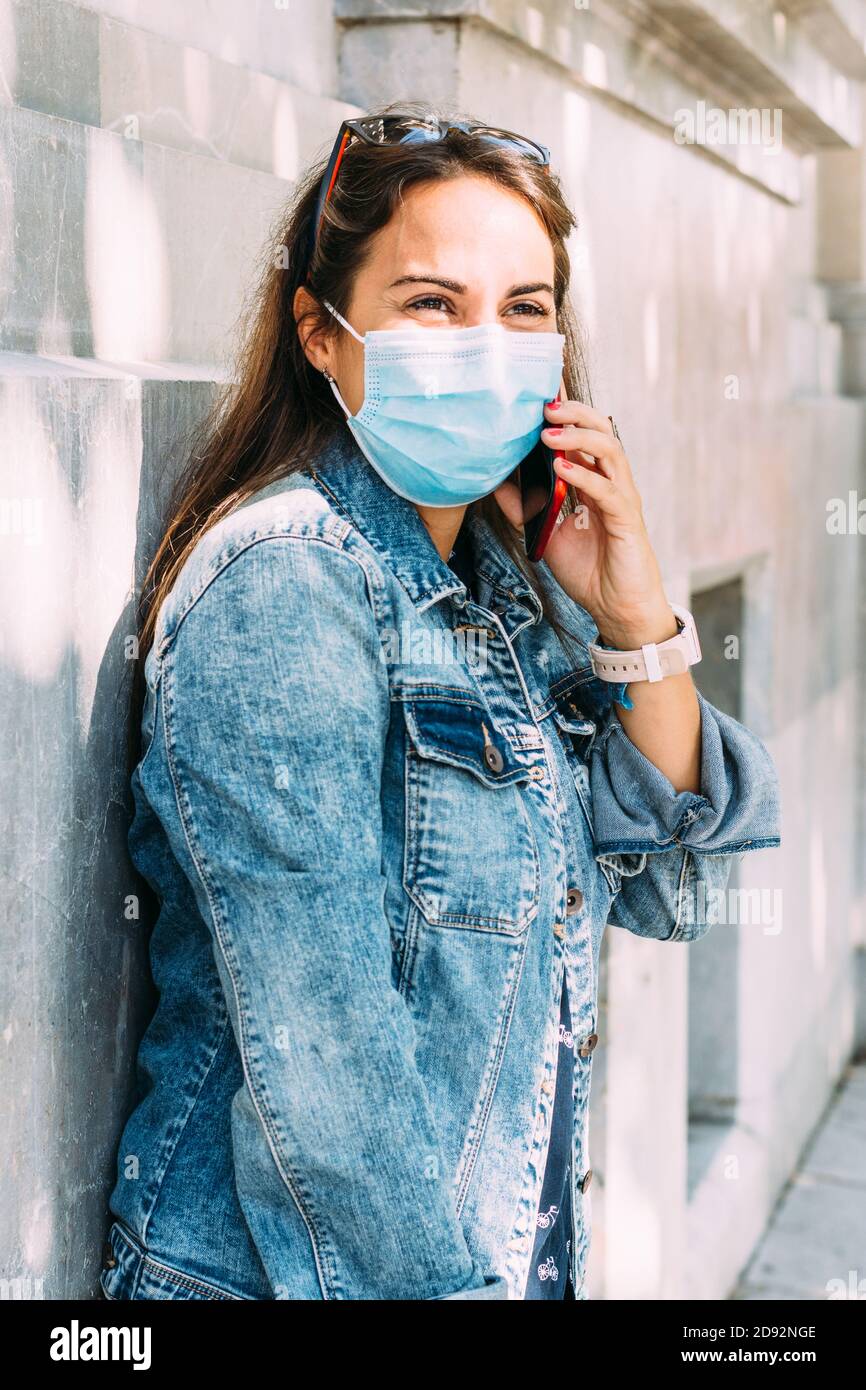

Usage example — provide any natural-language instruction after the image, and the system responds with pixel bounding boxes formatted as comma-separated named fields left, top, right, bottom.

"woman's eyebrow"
left=389, top=274, right=554, bottom=296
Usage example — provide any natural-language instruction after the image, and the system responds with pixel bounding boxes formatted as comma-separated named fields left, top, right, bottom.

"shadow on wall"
left=1, top=368, right=215, bottom=1299
left=86, top=382, right=218, bottom=1299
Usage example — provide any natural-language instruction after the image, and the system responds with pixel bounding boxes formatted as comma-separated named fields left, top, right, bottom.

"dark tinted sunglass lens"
left=476, top=128, right=547, bottom=164
left=397, top=126, right=444, bottom=145
left=355, top=117, right=546, bottom=162
left=494, top=134, right=542, bottom=161
left=378, top=115, right=441, bottom=144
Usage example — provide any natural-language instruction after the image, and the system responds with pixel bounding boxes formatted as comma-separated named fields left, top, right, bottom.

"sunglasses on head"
left=305, top=112, right=551, bottom=279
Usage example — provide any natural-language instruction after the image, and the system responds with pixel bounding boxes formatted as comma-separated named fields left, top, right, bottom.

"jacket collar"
left=308, top=427, right=543, bottom=623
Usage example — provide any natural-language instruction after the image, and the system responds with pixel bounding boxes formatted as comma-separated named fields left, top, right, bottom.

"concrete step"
left=638, top=0, right=862, bottom=147
left=778, top=0, right=866, bottom=81
left=57, top=0, right=341, bottom=95
left=0, top=350, right=217, bottom=695
left=338, top=0, right=861, bottom=149
left=0, top=0, right=359, bottom=369
left=0, top=102, right=296, bottom=366
left=336, top=0, right=803, bottom=203
left=3, top=0, right=355, bottom=174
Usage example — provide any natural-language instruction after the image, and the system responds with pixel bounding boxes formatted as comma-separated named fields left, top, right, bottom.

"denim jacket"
left=101, top=427, right=780, bottom=1302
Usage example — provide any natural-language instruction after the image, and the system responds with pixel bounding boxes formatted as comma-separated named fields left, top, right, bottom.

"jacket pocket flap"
left=402, top=695, right=531, bottom=788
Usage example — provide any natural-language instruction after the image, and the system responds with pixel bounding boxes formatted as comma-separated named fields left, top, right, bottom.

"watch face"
left=672, top=607, right=701, bottom=663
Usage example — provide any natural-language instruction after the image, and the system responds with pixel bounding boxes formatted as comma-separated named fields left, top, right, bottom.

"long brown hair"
left=131, top=100, right=592, bottom=764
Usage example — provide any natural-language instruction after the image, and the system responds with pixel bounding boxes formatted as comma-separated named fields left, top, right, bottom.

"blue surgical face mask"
left=321, top=297, right=565, bottom=508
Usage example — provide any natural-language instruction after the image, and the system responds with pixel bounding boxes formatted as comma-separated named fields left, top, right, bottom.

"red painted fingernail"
left=545, top=426, right=564, bottom=435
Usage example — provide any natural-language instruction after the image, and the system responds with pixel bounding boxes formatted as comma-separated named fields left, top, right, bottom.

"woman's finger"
left=553, top=454, right=640, bottom=529
left=542, top=424, right=623, bottom=476
left=542, top=424, right=642, bottom=505
left=544, top=399, right=615, bottom=437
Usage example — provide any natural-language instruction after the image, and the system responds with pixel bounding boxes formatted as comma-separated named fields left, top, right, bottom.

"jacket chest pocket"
left=401, top=693, right=540, bottom=935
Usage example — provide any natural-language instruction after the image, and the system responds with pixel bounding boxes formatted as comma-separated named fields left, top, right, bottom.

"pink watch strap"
left=588, top=603, right=701, bottom=684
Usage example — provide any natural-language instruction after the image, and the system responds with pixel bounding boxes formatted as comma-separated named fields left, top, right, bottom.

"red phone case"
left=527, top=462, right=567, bottom=561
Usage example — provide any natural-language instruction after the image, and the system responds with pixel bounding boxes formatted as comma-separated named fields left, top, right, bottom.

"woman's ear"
left=293, top=286, right=332, bottom=373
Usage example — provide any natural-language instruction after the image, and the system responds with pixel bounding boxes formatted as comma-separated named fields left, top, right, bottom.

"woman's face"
left=313, top=173, right=558, bottom=416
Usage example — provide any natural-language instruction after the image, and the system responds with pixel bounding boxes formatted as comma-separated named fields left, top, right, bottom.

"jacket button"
left=102, top=1243, right=116, bottom=1268
left=578, top=1033, right=599, bottom=1057
left=483, top=744, right=504, bottom=773
left=553, top=922, right=566, bottom=940
left=541, top=1078, right=555, bottom=1096
left=566, top=888, right=584, bottom=914
left=580, top=1169, right=593, bottom=1193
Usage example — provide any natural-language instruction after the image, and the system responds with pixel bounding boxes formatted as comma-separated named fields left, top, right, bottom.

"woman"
left=101, top=104, right=780, bottom=1302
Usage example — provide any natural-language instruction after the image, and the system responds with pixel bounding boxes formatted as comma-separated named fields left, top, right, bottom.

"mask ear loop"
left=322, top=297, right=365, bottom=344
left=322, top=365, right=353, bottom=418
left=320, top=297, right=364, bottom=417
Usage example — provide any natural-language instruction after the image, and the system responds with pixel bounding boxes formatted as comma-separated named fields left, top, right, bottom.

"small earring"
left=321, top=366, right=333, bottom=382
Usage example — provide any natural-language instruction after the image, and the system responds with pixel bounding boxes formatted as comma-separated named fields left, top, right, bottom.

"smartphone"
left=520, top=433, right=568, bottom=562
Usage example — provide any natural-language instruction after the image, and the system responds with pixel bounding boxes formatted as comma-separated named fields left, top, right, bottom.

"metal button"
left=580, top=1169, right=593, bottom=1193
left=102, top=1243, right=117, bottom=1269
left=566, top=888, right=584, bottom=914
left=541, top=1078, right=555, bottom=1096
left=553, top=922, right=566, bottom=940
left=578, top=1033, right=599, bottom=1057
left=483, top=743, right=504, bottom=774
left=528, top=766, right=546, bottom=781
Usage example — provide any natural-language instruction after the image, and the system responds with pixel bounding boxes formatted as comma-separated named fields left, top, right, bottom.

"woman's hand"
left=494, top=393, right=702, bottom=793
left=495, top=397, right=677, bottom=649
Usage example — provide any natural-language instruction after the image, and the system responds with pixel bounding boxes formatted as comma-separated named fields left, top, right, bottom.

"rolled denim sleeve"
left=533, top=564, right=780, bottom=943
left=589, top=690, right=780, bottom=942
left=160, top=533, right=492, bottom=1300
left=591, top=689, right=780, bottom=855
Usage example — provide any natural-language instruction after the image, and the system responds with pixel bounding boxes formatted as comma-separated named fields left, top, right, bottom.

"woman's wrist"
left=594, top=603, right=679, bottom=653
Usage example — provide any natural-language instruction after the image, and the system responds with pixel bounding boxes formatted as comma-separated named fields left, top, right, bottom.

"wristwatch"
left=588, top=602, right=701, bottom=684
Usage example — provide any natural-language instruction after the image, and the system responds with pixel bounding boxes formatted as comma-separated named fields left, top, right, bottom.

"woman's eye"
left=406, top=297, right=549, bottom=318
left=506, top=302, right=549, bottom=317
left=407, top=296, right=451, bottom=313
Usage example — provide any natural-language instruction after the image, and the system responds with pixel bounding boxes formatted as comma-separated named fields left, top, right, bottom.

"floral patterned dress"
left=523, top=981, right=576, bottom=1300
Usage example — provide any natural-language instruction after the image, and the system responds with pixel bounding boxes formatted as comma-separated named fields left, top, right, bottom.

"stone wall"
left=1, top=0, right=863, bottom=1299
